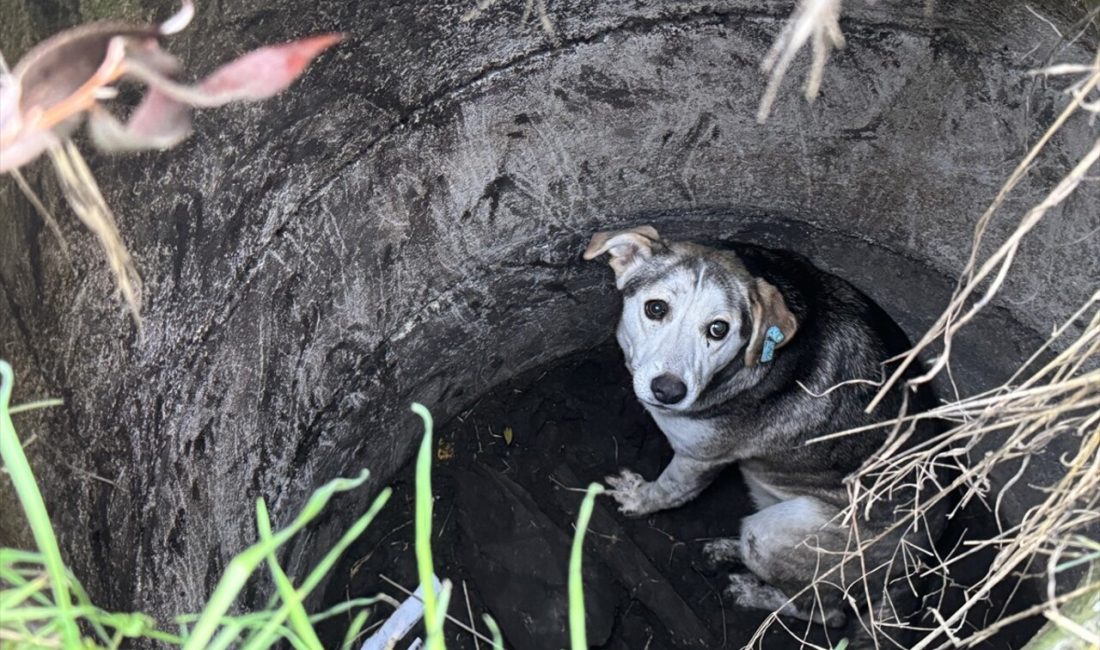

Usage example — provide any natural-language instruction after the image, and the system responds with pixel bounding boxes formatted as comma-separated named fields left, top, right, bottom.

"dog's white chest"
left=646, top=409, right=724, bottom=458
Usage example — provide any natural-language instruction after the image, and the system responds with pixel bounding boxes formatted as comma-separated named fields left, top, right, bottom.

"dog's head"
left=585, top=225, right=798, bottom=412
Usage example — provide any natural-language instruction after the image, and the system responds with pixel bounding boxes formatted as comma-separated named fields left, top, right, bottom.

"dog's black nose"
left=651, top=374, right=687, bottom=405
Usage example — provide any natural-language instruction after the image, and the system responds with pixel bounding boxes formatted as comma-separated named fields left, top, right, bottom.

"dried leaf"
left=88, top=88, right=191, bottom=152
left=8, top=23, right=152, bottom=126
left=196, top=33, right=344, bottom=103
left=1, top=5, right=342, bottom=169
left=0, top=1, right=344, bottom=327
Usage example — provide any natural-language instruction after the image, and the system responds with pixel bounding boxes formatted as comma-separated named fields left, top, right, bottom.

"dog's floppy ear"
left=744, top=278, right=798, bottom=366
left=583, top=225, right=662, bottom=285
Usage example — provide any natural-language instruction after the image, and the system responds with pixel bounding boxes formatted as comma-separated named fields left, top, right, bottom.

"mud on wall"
left=1, top=0, right=1097, bottom=622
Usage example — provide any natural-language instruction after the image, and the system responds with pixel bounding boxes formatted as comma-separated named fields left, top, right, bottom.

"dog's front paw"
left=604, top=469, right=657, bottom=517
left=702, top=537, right=741, bottom=569
left=723, top=572, right=764, bottom=606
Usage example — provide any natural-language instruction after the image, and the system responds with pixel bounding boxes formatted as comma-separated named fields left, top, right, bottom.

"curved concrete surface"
left=0, top=0, right=1096, bottom=627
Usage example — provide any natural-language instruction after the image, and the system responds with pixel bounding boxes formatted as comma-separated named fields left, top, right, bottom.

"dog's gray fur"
left=585, top=226, right=946, bottom=641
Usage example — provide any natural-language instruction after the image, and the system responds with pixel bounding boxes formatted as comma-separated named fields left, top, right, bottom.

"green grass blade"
left=206, top=620, right=246, bottom=650
left=0, top=587, right=53, bottom=609
left=182, top=542, right=261, bottom=650
left=0, top=604, right=102, bottom=623
left=0, top=548, right=46, bottom=565
left=241, top=486, right=391, bottom=650
left=299, top=488, right=391, bottom=595
left=222, top=615, right=302, bottom=650
left=0, top=360, right=82, bottom=648
left=1073, top=536, right=1100, bottom=553
left=434, top=580, right=453, bottom=637
left=97, top=610, right=162, bottom=643
left=411, top=402, right=445, bottom=650
left=8, top=398, right=65, bottom=414
left=63, top=566, right=114, bottom=643
left=281, top=627, right=312, bottom=650
left=137, top=627, right=185, bottom=645
left=308, top=595, right=388, bottom=624
left=340, top=610, right=370, bottom=650
left=109, top=626, right=125, bottom=650
left=0, top=559, right=115, bottom=645
left=255, top=498, right=325, bottom=650
left=6, top=620, right=64, bottom=649
left=183, top=469, right=370, bottom=650
left=482, top=614, right=504, bottom=650
left=0, top=573, right=49, bottom=612
left=176, top=611, right=271, bottom=626
left=568, top=482, right=605, bottom=650
left=1055, top=550, right=1100, bottom=573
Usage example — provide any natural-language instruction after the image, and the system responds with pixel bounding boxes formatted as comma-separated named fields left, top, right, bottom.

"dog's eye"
left=706, top=320, right=730, bottom=340
left=644, top=300, right=669, bottom=320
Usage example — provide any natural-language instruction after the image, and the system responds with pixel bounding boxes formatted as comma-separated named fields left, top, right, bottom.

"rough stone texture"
left=0, top=0, right=1097, bottom=627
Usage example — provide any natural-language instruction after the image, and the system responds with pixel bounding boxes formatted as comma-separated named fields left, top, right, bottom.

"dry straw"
left=752, top=2, right=1100, bottom=648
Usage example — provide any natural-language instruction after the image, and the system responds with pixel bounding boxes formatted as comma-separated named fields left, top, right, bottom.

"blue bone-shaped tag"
left=760, top=325, right=785, bottom=363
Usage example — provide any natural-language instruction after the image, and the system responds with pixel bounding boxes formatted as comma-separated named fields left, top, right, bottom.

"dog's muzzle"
left=650, top=374, right=688, bottom=405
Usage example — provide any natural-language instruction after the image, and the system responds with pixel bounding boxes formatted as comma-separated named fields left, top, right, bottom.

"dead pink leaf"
left=198, top=33, right=345, bottom=103
left=0, top=24, right=148, bottom=172
left=0, top=1, right=343, bottom=172
left=0, top=1, right=343, bottom=328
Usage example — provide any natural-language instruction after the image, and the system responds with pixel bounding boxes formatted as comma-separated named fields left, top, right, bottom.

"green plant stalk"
left=569, top=482, right=605, bottom=650
left=482, top=614, right=505, bottom=650
left=1055, top=551, right=1100, bottom=573
left=1021, top=558, right=1100, bottom=650
left=109, top=626, right=125, bottom=650
left=180, top=522, right=283, bottom=649
left=308, top=595, right=388, bottom=624
left=240, top=486, right=392, bottom=650
left=0, top=549, right=113, bottom=641
left=183, top=470, right=370, bottom=650
left=175, top=610, right=273, bottom=625
left=0, top=360, right=81, bottom=648
left=8, top=398, right=65, bottom=414
left=0, top=573, right=48, bottom=611
left=0, top=603, right=106, bottom=623
left=412, top=402, right=445, bottom=650
left=177, top=612, right=295, bottom=642
left=66, top=565, right=116, bottom=642
left=297, top=489, right=392, bottom=596
left=434, top=580, right=454, bottom=639
left=255, top=498, right=325, bottom=650
left=130, top=624, right=184, bottom=645
left=207, top=621, right=248, bottom=650
left=340, top=610, right=370, bottom=650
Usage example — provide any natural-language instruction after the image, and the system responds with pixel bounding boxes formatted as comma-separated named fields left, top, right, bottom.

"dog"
left=584, top=225, right=946, bottom=641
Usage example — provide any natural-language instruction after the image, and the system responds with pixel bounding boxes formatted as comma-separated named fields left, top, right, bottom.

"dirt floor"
left=319, top=343, right=1039, bottom=650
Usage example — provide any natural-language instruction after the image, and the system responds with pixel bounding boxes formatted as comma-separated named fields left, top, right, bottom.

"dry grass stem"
left=45, top=139, right=143, bottom=328
left=746, top=23, right=1100, bottom=647
left=741, top=291, right=1099, bottom=649
left=757, top=0, right=845, bottom=123
left=9, top=168, right=71, bottom=260
left=868, top=47, right=1100, bottom=411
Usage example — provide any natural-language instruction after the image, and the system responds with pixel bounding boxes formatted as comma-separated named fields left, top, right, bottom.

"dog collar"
left=760, top=325, right=785, bottom=363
